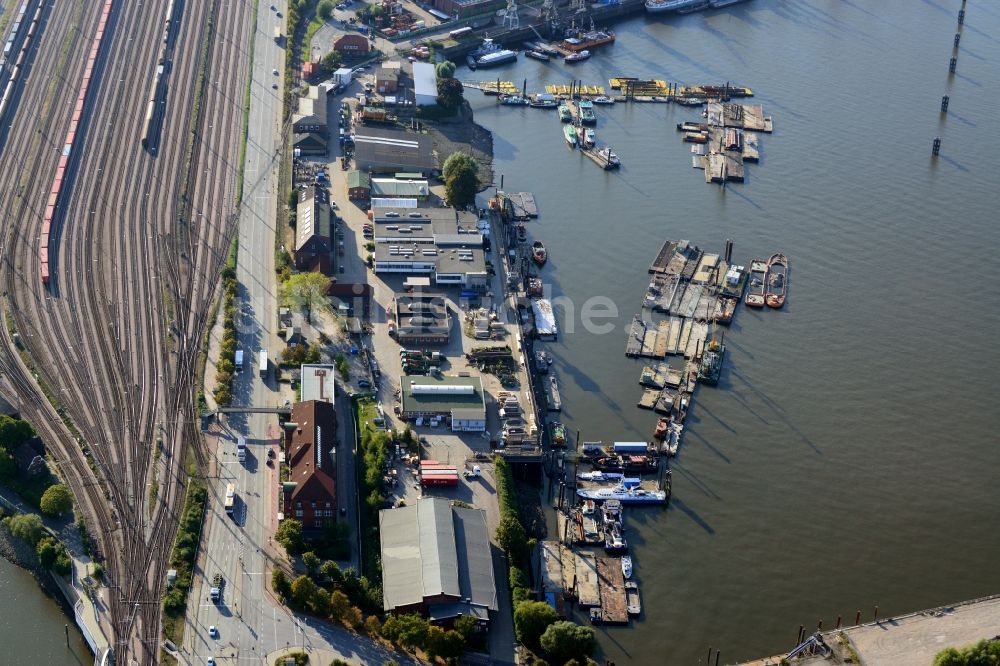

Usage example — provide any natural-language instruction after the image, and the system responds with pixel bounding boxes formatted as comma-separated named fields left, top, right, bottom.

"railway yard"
left=0, top=0, right=253, bottom=662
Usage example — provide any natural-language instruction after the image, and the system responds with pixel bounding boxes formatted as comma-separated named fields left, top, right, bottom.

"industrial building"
left=351, top=127, right=435, bottom=175
left=433, top=0, right=505, bottom=19
left=370, top=177, right=429, bottom=199
left=393, top=292, right=451, bottom=345
left=282, top=401, right=338, bottom=532
left=293, top=85, right=328, bottom=136
left=412, top=61, right=437, bottom=106
left=334, top=33, right=370, bottom=57
left=347, top=170, right=371, bottom=200
left=295, top=185, right=332, bottom=273
left=375, top=63, right=400, bottom=95
left=299, top=363, right=336, bottom=403
left=399, top=374, right=487, bottom=431
left=380, top=497, right=498, bottom=624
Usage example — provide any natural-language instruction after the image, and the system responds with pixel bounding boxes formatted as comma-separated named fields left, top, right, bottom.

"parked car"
left=209, top=626, right=218, bottom=638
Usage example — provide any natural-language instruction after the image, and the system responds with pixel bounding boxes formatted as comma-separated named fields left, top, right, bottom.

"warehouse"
left=293, top=85, right=328, bottom=135
left=380, top=497, right=497, bottom=625
left=394, top=292, right=451, bottom=345
left=351, top=127, right=435, bottom=175
left=399, top=374, right=487, bottom=431
left=412, top=61, right=437, bottom=106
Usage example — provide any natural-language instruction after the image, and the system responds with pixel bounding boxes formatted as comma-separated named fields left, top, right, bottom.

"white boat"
left=583, top=128, right=596, bottom=147
left=644, top=0, right=708, bottom=13
left=578, top=470, right=624, bottom=482
left=592, top=96, right=615, bottom=105
left=564, top=50, right=591, bottom=63
left=466, top=38, right=517, bottom=69
left=577, top=483, right=667, bottom=504
left=621, top=555, right=633, bottom=579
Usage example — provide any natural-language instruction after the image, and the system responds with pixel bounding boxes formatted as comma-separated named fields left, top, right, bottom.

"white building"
left=412, top=62, right=437, bottom=107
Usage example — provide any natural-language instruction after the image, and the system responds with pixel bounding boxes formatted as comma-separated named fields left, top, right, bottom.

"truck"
left=237, top=435, right=247, bottom=462
left=274, top=26, right=282, bottom=42
left=259, top=349, right=268, bottom=378
left=209, top=573, right=224, bottom=602
left=224, top=483, right=236, bottom=515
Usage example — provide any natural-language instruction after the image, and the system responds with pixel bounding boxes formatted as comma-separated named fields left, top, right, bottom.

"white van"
left=237, top=436, right=247, bottom=462
left=234, top=349, right=244, bottom=372
left=258, top=350, right=268, bottom=378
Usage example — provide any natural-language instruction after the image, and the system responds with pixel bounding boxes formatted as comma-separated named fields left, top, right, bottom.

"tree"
left=426, top=625, right=465, bottom=662
left=436, top=77, right=464, bottom=112
left=435, top=60, right=456, bottom=79
left=3, top=513, right=45, bottom=545
left=320, top=559, right=344, bottom=586
left=318, top=0, right=336, bottom=20
left=345, top=605, right=363, bottom=629
left=276, top=519, right=304, bottom=555
left=442, top=152, right=478, bottom=210
left=302, top=551, right=321, bottom=578
left=425, top=625, right=447, bottom=662
left=539, top=621, right=596, bottom=665
left=381, top=613, right=429, bottom=650
left=364, top=614, right=382, bottom=635
left=291, top=575, right=318, bottom=610
left=454, top=614, right=477, bottom=641
left=36, top=536, right=61, bottom=568
left=272, top=567, right=292, bottom=599
left=321, top=49, right=343, bottom=74
left=329, top=589, right=351, bottom=623
left=514, top=600, right=558, bottom=650
left=934, top=639, right=1000, bottom=666
left=0, top=415, right=34, bottom=448
left=40, top=484, right=74, bottom=517
left=281, top=272, right=333, bottom=324
left=495, top=514, right=527, bottom=563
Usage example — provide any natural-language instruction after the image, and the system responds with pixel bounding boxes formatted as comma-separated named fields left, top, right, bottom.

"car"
left=340, top=506, right=347, bottom=516
left=338, top=266, right=345, bottom=274
left=207, top=659, right=215, bottom=666
left=267, top=448, right=276, bottom=459
left=272, top=68, right=279, bottom=75
left=208, top=625, right=218, bottom=638
left=272, top=82, right=278, bottom=89
left=276, top=10, right=282, bottom=17
left=357, top=379, right=371, bottom=389
left=270, top=4, right=276, bottom=9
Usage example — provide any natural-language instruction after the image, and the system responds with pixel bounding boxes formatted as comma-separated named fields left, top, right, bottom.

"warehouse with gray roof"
left=379, top=497, right=497, bottom=624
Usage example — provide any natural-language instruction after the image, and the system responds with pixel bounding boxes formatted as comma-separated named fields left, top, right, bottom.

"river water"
left=468, top=0, right=1000, bottom=662
left=0, top=557, right=91, bottom=663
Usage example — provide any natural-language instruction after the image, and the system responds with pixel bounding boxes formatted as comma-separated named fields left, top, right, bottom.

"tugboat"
left=697, top=334, right=725, bottom=386
left=532, top=240, right=547, bottom=265
left=745, top=258, right=768, bottom=307
left=564, top=50, right=591, bottom=63
left=549, top=421, right=567, bottom=447
left=765, top=253, right=788, bottom=308
left=653, top=417, right=669, bottom=440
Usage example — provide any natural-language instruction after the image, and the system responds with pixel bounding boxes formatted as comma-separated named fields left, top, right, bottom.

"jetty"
left=594, top=557, right=629, bottom=624
left=503, top=191, right=539, bottom=219
left=575, top=551, right=601, bottom=608
left=679, top=101, right=773, bottom=184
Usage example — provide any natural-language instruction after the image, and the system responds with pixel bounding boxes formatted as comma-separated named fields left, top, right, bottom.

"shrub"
left=539, top=621, right=596, bottom=665
left=514, top=600, right=558, bottom=650
left=3, top=513, right=45, bottom=545
left=272, top=568, right=291, bottom=599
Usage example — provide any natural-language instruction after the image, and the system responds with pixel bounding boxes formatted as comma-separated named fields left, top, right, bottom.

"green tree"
left=454, top=614, right=477, bottom=641
left=495, top=513, right=527, bottom=563
left=3, top=513, right=45, bottom=545
left=436, top=77, right=464, bottom=111
left=322, top=50, right=343, bottom=74
left=381, top=613, right=429, bottom=650
left=302, top=551, right=321, bottom=578
left=539, top=621, right=596, bottom=665
left=276, top=519, right=304, bottom=555
left=514, top=600, right=558, bottom=650
left=425, top=625, right=446, bottom=662
left=442, top=152, right=478, bottom=210
left=281, top=271, right=333, bottom=324
left=36, top=536, right=61, bottom=568
left=426, top=625, right=465, bottom=662
left=40, top=484, right=74, bottom=517
left=329, top=589, right=351, bottom=623
left=435, top=60, right=456, bottom=79
left=933, top=639, right=1000, bottom=666
left=318, top=0, right=336, bottom=20
left=0, top=415, right=34, bottom=448
left=272, top=567, right=292, bottom=598
left=291, top=574, right=318, bottom=609
left=320, top=559, right=343, bottom=586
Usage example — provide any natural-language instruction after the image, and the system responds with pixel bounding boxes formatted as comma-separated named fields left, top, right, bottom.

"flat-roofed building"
left=300, top=364, right=336, bottom=403
left=394, top=292, right=450, bottom=345
left=412, top=61, right=437, bottom=106
left=399, top=374, right=486, bottom=431
left=380, top=497, right=498, bottom=624
left=352, top=127, right=435, bottom=174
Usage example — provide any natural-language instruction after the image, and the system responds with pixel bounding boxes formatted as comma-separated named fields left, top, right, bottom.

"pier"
left=594, top=557, right=629, bottom=625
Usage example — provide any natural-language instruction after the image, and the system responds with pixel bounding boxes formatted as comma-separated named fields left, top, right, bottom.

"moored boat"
left=516, top=222, right=527, bottom=241
left=765, top=253, right=788, bottom=308
left=604, top=523, right=628, bottom=553
left=563, top=124, right=578, bottom=147
left=549, top=421, right=567, bottom=446
left=500, top=94, right=529, bottom=106
left=529, top=93, right=559, bottom=108
left=532, top=240, right=547, bottom=265
left=644, top=0, right=708, bottom=12
left=583, top=128, right=596, bottom=148
left=595, top=146, right=620, bottom=169
left=745, top=259, right=768, bottom=307
left=577, top=484, right=667, bottom=504
left=564, top=50, right=591, bottom=63
left=561, top=30, right=615, bottom=52
left=525, top=49, right=550, bottom=61
left=466, top=38, right=517, bottom=70
left=697, top=338, right=725, bottom=385
left=625, top=581, right=641, bottom=615
left=653, top=417, right=669, bottom=440
left=578, top=100, right=596, bottom=125
left=621, top=555, right=633, bottom=579
left=558, top=103, right=572, bottom=122
left=592, top=96, right=615, bottom=105
left=578, top=470, right=624, bottom=483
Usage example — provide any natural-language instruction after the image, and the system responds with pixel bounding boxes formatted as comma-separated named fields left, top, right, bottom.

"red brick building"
left=334, top=34, right=370, bottom=57
left=282, top=400, right=338, bottom=532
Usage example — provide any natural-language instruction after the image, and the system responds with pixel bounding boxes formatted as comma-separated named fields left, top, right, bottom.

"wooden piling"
left=941, top=95, right=950, bottom=112
left=933, top=137, right=941, bottom=155
left=855, top=610, right=862, bottom=625
left=949, top=57, right=958, bottom=73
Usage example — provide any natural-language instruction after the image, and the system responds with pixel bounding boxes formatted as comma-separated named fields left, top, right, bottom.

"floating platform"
left=706, top=101, right=772, bottom=132
left=575, top=551, right=601, bottom=608
left=637, top=388, right=660, bottom=410
left=545, top=373, right=562, bottom=412
left=505, top=191, right=538, bottom=219
left=545, top=83, right=606, bottom=96
left=594, top=557, right=629, bottom=625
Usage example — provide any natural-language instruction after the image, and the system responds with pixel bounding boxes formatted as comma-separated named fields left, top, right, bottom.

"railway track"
left=0, top=0, right=255, bottom=660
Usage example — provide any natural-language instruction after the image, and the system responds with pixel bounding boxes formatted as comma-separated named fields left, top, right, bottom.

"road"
left=183, top=3, right=414, bottom=663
